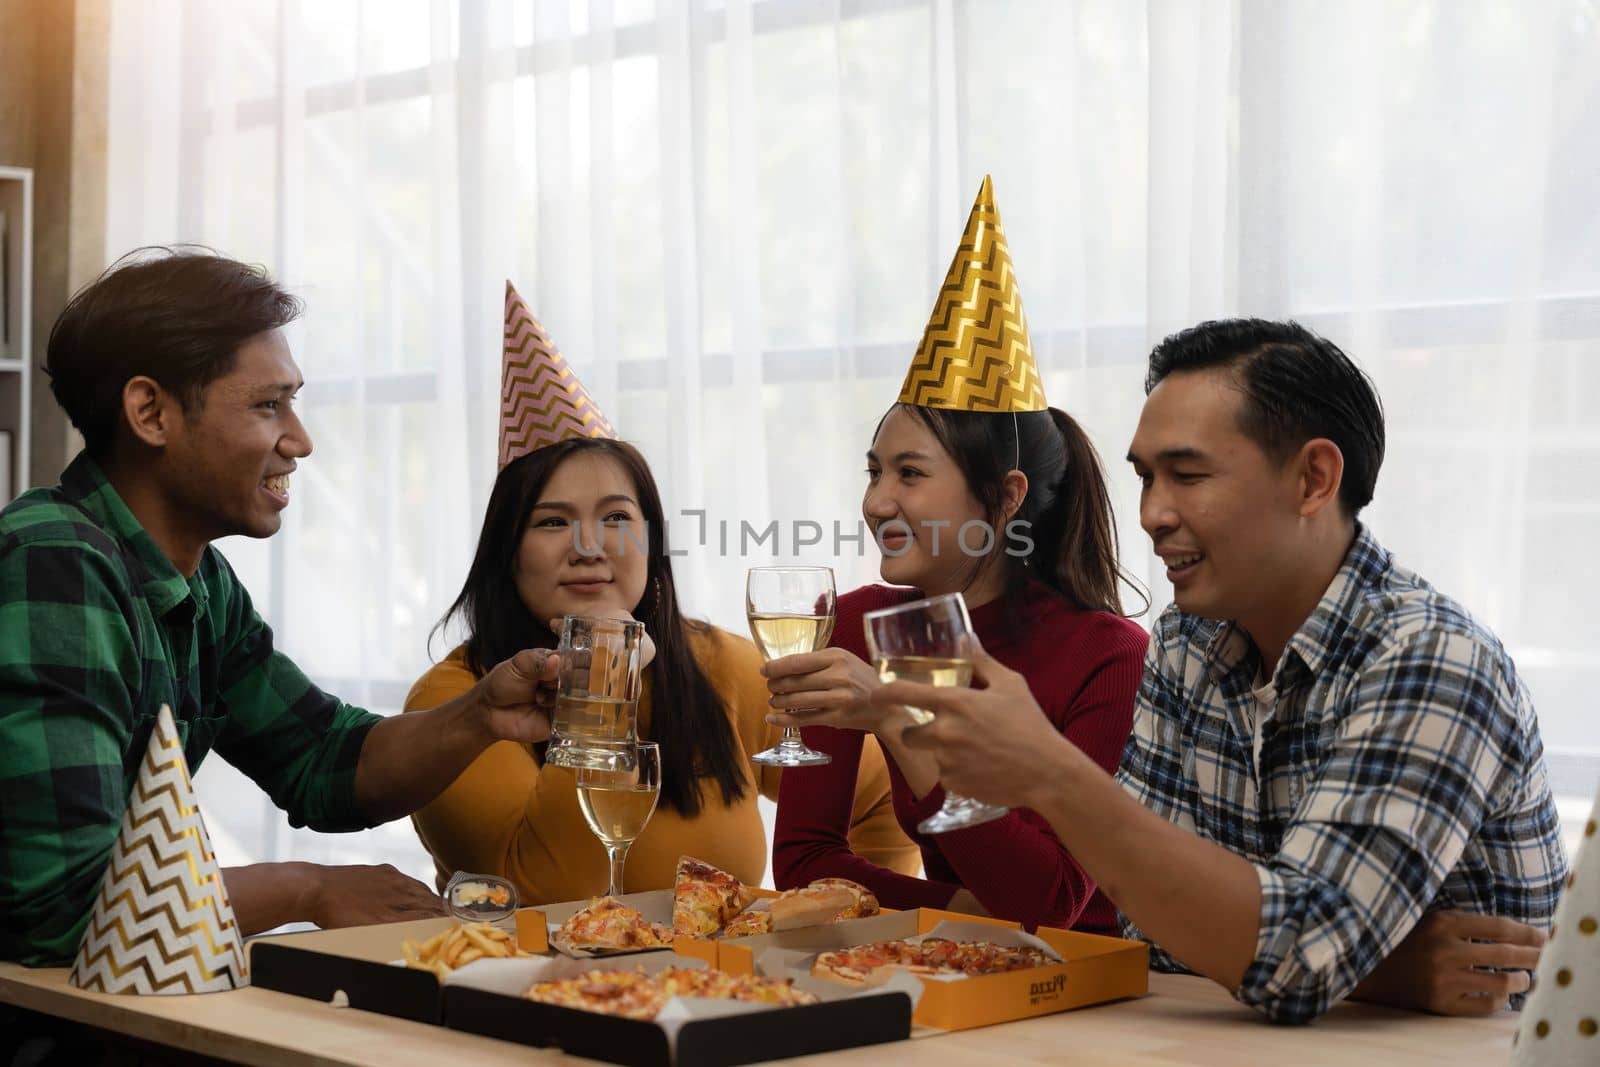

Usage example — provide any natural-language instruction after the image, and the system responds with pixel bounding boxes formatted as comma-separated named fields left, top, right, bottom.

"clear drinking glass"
left=863, top=592, right=1009, bottom=833
left=545, top=615, right=645, bottom=771
left=575, top=743, right=661, bottom=897
left=747, top=566, right=837, bottom=767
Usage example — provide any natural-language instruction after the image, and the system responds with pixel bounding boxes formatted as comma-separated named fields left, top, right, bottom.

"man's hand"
left=478, top=648, right=560, bottom=744
left=1352, top=910, right=1544, bottom=1016
left=224, top=861, right=446, bottom=934
left=881, top=640, right=1068, bottom=808
left=763, top=648, right=897, bottom=734
left=305, top=864, right=448, bottom=928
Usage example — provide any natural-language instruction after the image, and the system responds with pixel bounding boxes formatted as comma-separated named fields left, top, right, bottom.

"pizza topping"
left=556, top=896, right=675, bottom=951
left=673, top=856, right=756, bottom=937
left=807, top=878, right=880, bottom=920
left=812, top=938, right=1055, bottom=987
left=720, top=909, right=772, bottom=939
left=525, top=965, right=818, bottom=1020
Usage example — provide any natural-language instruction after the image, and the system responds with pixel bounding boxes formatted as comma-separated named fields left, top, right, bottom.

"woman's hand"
left=762, top=648, right=906, bottom=735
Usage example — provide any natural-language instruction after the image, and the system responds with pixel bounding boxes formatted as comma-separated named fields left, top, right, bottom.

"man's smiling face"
left=1127, top=368, right=1306, bottom=623
left=161, top=329, right=312, bottom=542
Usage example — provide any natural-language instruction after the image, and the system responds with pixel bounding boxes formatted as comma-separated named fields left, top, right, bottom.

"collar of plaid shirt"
left=1197, top=524, right=1389, bottom=703
left=58, top=452, right=212, bottom=621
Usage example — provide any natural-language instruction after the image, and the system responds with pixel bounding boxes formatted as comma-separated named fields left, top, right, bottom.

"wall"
left=0, top=0, right=108, bottom=489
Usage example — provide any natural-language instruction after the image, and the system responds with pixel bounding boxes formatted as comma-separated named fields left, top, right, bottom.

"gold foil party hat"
left=1514, top=792, right=1596, bottom=1064
left=69, top=705, right=248, bottom=994
left=500, top=281, right=617, bottom=469
left=898, top=175, right=1046, bottom=413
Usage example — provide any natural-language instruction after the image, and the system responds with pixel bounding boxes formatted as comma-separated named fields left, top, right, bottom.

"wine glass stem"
left=605, top=842, right=631, bottom=897
left=780, top=725, right=806, bottom=748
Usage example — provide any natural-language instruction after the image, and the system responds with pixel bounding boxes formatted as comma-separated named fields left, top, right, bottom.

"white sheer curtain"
left=103, top=0, right=1600, bottom=880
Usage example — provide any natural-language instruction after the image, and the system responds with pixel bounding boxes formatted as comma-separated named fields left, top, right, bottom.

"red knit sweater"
left=773, top=582, right=1148, bottom=933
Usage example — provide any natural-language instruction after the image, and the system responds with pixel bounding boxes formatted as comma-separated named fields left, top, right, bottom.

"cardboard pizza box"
left=249, top=916, right=464, bottom=1024
left=442, top=950, right=915, bottom=1067
left=716, top=907, right=1149, bottom=1031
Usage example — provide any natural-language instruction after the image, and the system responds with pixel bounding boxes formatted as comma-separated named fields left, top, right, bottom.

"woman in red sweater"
left=766, top=399, right=1149, bottom=933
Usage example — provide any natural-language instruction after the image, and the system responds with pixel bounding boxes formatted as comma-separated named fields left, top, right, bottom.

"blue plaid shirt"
left=1117, top=525, right=1568, bottom=1023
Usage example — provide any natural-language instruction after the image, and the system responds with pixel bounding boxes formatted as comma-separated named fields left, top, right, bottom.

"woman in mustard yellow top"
left=405, top=436, right=918, bottom=902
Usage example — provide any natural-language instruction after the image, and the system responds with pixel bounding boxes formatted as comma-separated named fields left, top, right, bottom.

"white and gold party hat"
left=1514, top=790, right=1598, bottom=1064
left=898, top=175, right=1047, bottom=414
left=69, top=705, right=248, bottom=994
left=499, top=281, right=617, bottom=469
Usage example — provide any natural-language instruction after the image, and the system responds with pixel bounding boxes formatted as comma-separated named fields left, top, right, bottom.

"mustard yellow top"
left=404, top=626, right=919, bottom=902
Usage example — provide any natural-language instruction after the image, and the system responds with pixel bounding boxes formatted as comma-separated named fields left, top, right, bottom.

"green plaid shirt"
left=0, top=453, right=380, bottom=966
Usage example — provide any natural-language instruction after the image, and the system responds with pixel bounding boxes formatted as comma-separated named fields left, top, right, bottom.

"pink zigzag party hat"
left=499, top=281, right=617, bottom=469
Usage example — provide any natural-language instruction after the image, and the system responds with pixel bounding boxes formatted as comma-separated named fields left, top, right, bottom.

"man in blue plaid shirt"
left=887, top=319, right=1568, bottom=1023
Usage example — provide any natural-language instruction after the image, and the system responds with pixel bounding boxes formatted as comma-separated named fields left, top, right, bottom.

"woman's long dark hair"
left=888, top=404, right=1148, bottom=619
left=433, top=438, right=748, bottom=816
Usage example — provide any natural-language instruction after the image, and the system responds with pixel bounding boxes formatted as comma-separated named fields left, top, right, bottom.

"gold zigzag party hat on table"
left=1513, top=789, right=1597, bottom=1065
left=499, top=280, right=618, bottom=469
left=898, top=175, right=1047, bottom=414
left=69, top=705, right=248, bottom=994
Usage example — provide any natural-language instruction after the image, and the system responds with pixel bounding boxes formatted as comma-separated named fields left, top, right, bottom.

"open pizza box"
left=716, top=907, right=1149, bottom=1031
left=249, top=915, right=463, bottom=1024
left=441, top=950, right=917, bottom=1067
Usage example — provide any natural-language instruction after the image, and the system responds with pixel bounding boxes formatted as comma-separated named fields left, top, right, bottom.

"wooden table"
left=1, top=962, right=1514, bottom=1066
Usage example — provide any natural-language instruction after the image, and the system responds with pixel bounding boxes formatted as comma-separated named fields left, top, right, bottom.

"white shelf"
left=0, top=165, right=32, bottom=503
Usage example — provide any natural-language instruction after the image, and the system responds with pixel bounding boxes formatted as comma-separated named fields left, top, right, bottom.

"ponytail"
left=1030, top=408, right=1147, bottom=617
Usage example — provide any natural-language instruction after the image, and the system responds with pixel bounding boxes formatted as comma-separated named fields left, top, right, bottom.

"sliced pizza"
left=524, top=966, right=816, bottom=1020
left=525, top=969, right=667, bottom=1020
left=768, top=883, right=859, bottom=931
left=811, top=937, right=1055, bottom=987
left=654, top=966, right=817, bottom=1008
left=555, top=896, right=674, bottom=951
left=718, top=908, right=772, bottom=939
left=672, top=856, right=755, bottom=937
left=808, top=877, right=879, bottom=920
left=810, top=939, right=927, bottom=988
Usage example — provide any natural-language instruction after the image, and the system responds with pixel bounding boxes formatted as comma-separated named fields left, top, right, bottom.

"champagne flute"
left=864, top=592, right=1009, bottom=833
left=747, top=566, right=836, bottom=767
left=575, top=742, right=661, bottom=896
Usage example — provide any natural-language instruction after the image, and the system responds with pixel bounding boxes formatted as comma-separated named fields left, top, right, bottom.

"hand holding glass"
left=747, top=566, right=836, bottom=767
left=863, top=592, right=1008, bottom=833
left=575, top=742, right=661, bottom=897
left=546, top=615, right=644, bottom=771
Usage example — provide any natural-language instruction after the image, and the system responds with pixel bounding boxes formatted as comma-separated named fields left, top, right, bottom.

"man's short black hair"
left=45, top=246, right=302, bottom=458
left=1145, top=318, right=1386, bottom=516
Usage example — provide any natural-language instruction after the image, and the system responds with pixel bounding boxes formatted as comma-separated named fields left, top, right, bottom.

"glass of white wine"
left=863, top=592, right=1009, bottom=834
left=747, top=565, right=836, bottom=767
left=575, top=742, right=661, bottom=897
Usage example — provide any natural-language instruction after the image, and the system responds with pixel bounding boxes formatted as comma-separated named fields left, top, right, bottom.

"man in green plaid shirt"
left=0, top=250, right=559, bottom=967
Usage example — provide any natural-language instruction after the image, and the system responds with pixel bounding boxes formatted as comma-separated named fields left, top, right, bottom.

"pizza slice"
left=719, top=908, right=772, bottom=939
left=810, top=939, right=925, bottom=988
left=525, top=968, right=668, bottom=1020
left=672, top=856, right=755, bottom=937
left=556, top=896, right=674, bottom=951
left=808, top=877, right=880, bottom=920
left=767, top=882, right=858, bottom=931
left=810, top=937, right=1054, bottom=986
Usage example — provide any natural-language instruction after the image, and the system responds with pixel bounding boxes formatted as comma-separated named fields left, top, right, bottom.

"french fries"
left=401, top=921, right=531, bottom=979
